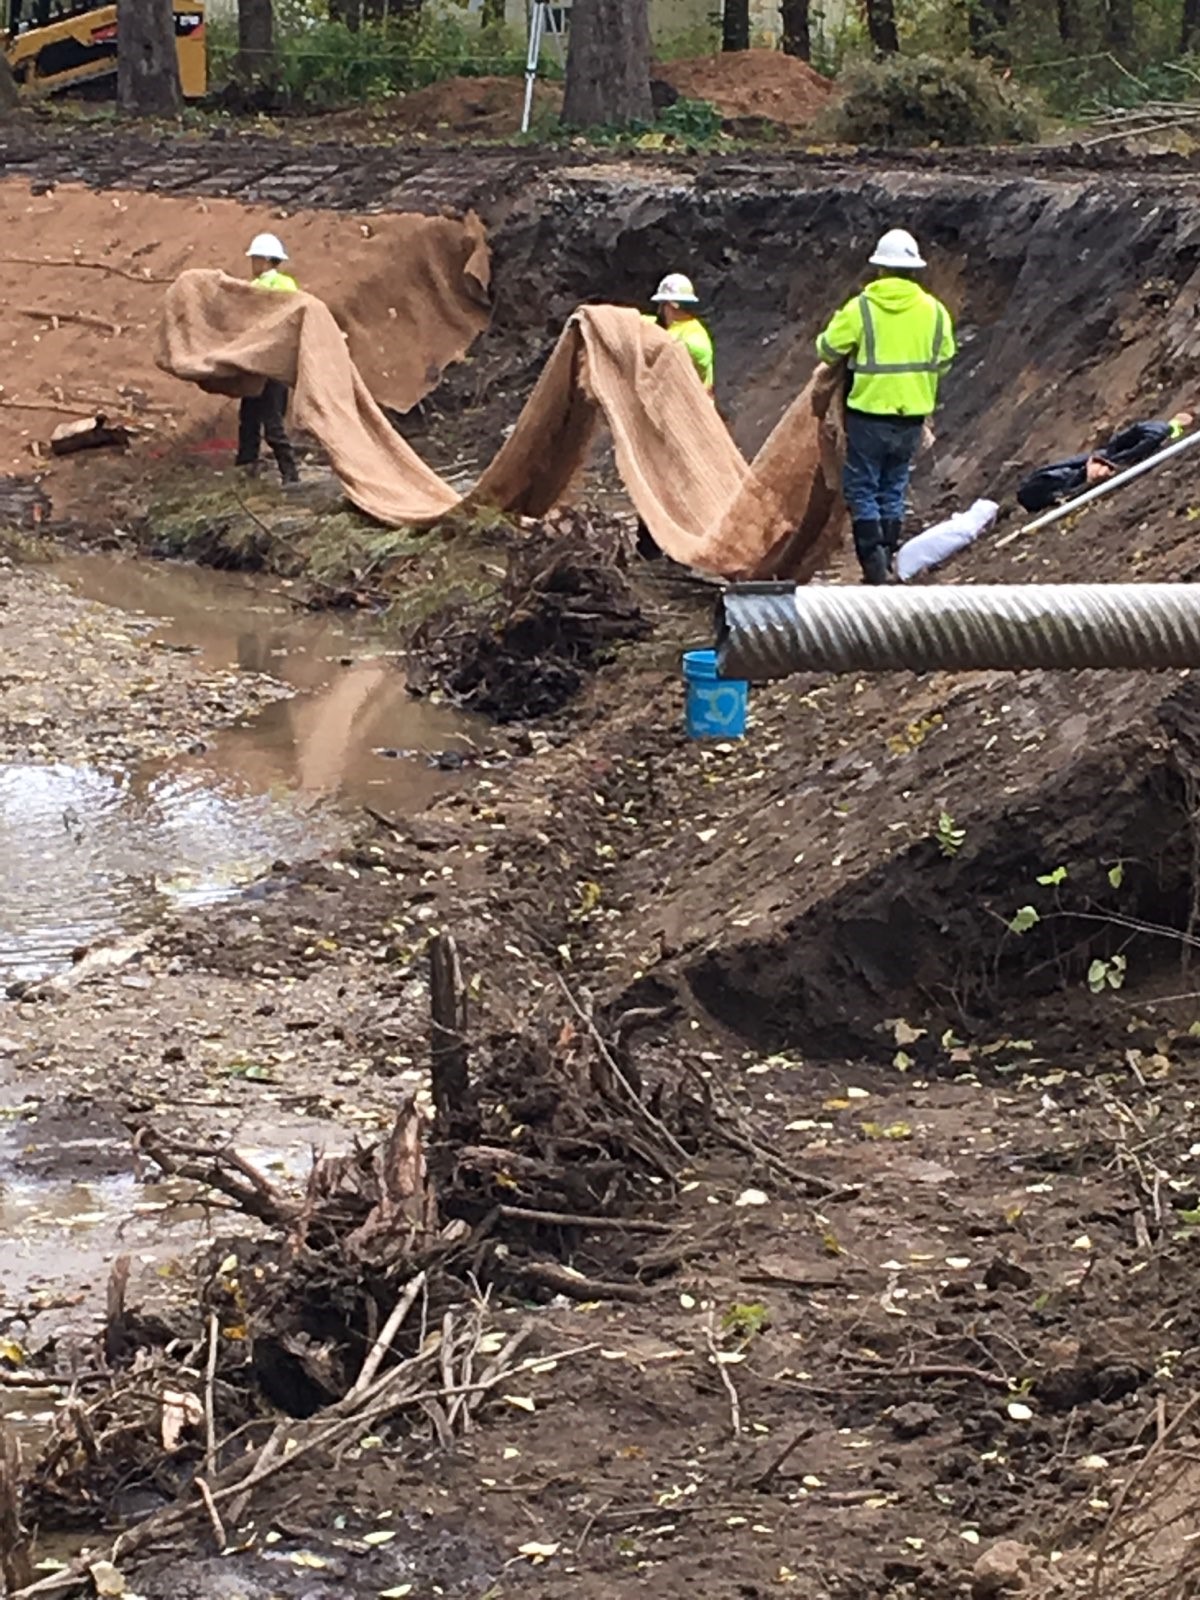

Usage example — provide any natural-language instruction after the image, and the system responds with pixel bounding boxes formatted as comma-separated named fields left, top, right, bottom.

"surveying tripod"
left=521, top=0, right=567, bottom=134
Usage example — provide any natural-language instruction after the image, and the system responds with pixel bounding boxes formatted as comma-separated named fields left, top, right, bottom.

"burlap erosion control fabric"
left=158, top=269, right=845, bottom=580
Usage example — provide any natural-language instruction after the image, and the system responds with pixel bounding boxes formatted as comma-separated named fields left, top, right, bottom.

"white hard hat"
left=869, top=229, right=926, bottom=270
left=246, top=232, right=288, bottom=261
left=651, top=272, right=699, bottom=304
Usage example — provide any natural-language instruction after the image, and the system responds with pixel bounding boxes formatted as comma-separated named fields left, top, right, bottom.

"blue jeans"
left=842, top=410, right=923, bottom=523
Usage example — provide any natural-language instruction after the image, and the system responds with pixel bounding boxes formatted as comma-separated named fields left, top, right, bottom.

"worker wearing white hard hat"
left=816, top=229, right=956, bottom=584
left=235, top=232, right=301, bottom=486
left=647, top=272, right=714, bottom=394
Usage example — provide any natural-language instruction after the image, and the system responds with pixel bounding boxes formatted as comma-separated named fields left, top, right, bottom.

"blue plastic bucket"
left=682, top=649, right=749, bottom=739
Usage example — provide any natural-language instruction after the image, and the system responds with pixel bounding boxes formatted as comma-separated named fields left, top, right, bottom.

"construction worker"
left=1017, top=412, right=1194, bottom=512
left=648, top=273, right=715, bottom=394
left=817, top=229, right=956, bottom=585
left=634, top=273, right=714, bottom=561
left=236, top=232, right=300, bottom=487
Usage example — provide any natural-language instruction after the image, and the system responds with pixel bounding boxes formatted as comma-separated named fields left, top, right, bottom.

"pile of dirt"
left=331, top=75, right=564, bottom=137
left=405, top=511, right=649, bottom=721
left=655, top=49, right=836, bottom=129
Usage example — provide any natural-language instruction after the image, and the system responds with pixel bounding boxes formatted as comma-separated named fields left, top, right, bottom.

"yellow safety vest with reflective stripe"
left=817, top=277, right=955, bottom=418
left=254, top=267, right=299, bottom=293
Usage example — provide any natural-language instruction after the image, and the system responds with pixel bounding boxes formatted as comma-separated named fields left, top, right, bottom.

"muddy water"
left=0, top=555, right=484, bottom=983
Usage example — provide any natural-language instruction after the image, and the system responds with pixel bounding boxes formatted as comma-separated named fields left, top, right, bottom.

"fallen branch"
left=0, top=255, right=172, bottom=283
left=517, top=1261, right=652, bottom=1304
left=495, top=1204, right=675, bottom=1234
left=17, top=307, right=122, bottom=335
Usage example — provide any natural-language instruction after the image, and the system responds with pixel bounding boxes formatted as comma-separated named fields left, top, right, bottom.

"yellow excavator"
left=2, top=0, right=206, bottom=97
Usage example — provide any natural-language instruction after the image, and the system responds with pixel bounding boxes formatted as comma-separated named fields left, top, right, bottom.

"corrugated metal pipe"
left=716, top=583, right=1200, bottom=680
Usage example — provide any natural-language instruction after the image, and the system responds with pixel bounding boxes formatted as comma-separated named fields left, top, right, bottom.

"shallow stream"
left=0, top=554, right=483, bottom=984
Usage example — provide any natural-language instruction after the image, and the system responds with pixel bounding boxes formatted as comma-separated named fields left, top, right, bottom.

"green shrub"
left=822, top=52, right=1041, bottom=147
left=655, top=96, right=722, bottom=141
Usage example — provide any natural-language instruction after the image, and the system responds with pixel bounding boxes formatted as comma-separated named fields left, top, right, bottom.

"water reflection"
left=57, top=555, right=484, bottom=813
left=0, top=556, right=487, bottom=981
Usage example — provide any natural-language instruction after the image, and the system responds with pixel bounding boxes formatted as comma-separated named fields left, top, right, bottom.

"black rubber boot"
left=852, top=518, right=889, bottom=586
left=881, top=517, right=905, bottom=563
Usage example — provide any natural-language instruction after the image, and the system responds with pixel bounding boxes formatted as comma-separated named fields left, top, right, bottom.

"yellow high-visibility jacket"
left=817, top=276, right=955, bottom=418
left=254, top=267, right=299, bottom=293
left=643, top=312, right=715, bottom=391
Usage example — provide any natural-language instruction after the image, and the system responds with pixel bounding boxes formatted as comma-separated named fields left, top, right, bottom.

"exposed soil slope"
left=656, top=48, right=835, bottom=126
left=0, top=181, right=488, bottom=511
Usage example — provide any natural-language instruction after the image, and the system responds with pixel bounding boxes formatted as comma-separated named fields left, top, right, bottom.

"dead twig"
left=345, top=1271, right=427, bottom=1403
left=841, top=1361, right=1011, bottom=1391
left=17, top=307, right=122, bottom=335
left=495, top=1204, right=674, bottom=1233
left=750, top=1425, right=814, bottom=1489
left=204, top=1311, right=219, bottom=1477
left=705, top=1316, right=741, bottom=1438
left=196, top=1477, right=227, bottom=1552
left=556, top=976, right=689, bottom=1167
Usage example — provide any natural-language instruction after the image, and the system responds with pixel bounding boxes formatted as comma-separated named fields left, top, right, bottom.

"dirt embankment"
left=10, top=146, right=1200, bottom=1600
left=0, top=180, right=488, bottom=514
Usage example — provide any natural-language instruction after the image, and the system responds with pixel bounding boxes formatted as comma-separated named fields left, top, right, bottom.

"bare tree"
left=236, top=0, right=275, bottom=80
left=562, top=0, right=653, bottom=128
left=780, top=0, right=812, bottom=58
left=723, top=0, right=750, bottom=51
left=117, top=0, right=182, bottom=114
left=863, top=0, right=899, bottom=52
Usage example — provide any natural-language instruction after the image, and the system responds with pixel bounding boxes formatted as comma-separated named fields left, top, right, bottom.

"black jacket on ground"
left=1016, top=421, right=1174, bottom=513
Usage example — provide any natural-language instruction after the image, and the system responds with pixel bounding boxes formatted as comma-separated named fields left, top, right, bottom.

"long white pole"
left=994, top=426, right=1200, bottom=550
left=520, top=3, right=545, bottom=135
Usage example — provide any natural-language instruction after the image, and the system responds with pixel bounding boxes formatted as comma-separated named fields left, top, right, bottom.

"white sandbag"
left=896, top=498, right=999, bottom=582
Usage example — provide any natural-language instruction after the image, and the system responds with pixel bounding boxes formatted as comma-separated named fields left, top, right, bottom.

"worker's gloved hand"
left=1085, top=455, right=1116, bottom=484
left=921, top=421, right=936, bottom=454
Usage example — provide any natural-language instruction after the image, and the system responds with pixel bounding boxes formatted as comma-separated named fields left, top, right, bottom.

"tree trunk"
left=1185, top=0, right=1200, bottom=51
left=1104, top=0, right=1133, bottom=48
left=117, top=0, right=182, bottom=115
left=723, top=0, right=750, bottom=52
left=562, top=0, right=653, bottom=128
left=236, top=0, right=275, bottom=80
left=0, top=56, right=19, bottom=111
left=863, top=0, right=899, bottom=52
left=780, top=0, right=811, bottom=57
left=1056, top=0, right=1081, bottom=45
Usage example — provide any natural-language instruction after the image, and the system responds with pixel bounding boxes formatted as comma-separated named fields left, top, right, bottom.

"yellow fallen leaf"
left=290, top=1552, right=328, bottom=1569
left=503, top=1395, right=536, bottom=1413
left=518, top=1541, right=560, bottom=1562
left=363, top=1530, right=396, bottom=1545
